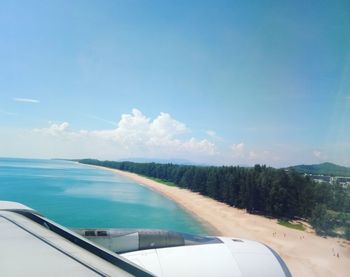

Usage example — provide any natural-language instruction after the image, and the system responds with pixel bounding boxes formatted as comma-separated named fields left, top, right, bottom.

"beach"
left=92, top=165, right=350, bottom=277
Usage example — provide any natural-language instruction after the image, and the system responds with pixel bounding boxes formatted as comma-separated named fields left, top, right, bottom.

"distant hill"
left=288, top=162, right=350, bottom=177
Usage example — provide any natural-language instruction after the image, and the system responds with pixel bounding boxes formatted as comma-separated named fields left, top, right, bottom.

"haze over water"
left=0, top=158, right=206, bottom=234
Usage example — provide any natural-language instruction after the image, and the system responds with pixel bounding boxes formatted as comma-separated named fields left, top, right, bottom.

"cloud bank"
left=32, top=109, right=216, bottom=161
left=1, top=108, right=348, bottom=167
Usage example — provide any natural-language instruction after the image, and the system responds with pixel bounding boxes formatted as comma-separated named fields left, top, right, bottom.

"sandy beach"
left=92, top=165, right=349, bottom=277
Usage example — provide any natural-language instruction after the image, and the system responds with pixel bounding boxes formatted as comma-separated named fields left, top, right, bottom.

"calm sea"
left=0, top=158, right=206, bottom=234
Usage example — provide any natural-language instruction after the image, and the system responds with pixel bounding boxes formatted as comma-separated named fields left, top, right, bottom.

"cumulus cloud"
left=13, top=97, right=39, bottom=103
left=249, top=151, right=257, bottom=159
left=151, top=112, right=187, bottom=138
left=229, top=143, right=275, bottom=165
left=91, top=109, right=189, bottom=144
left=181, top=138, right=216, bottom=155
left=231, top=143, right=245, bottom=157
left=33, top=109, right=216, bottom=160
left=36, top=122, right=70, bottom=136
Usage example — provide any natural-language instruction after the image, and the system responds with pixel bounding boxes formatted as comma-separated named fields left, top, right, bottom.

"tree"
left=345, top=224, right=350, bottom=240
left=310, top=204, right=334, bottom=235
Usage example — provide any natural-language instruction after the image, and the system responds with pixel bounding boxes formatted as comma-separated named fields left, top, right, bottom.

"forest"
left=78, top=159, right=350, bottom=239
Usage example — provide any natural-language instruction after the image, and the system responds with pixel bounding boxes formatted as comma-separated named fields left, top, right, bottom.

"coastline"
left=86, top=164, right=349, bottom=277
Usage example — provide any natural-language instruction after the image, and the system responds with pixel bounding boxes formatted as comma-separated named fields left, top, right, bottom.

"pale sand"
left=90, top=165, right=350, bottom=277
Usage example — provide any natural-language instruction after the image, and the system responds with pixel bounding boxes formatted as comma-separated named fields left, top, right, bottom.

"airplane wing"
left=0, top=201, right=291, bottom=277
left=0, top=201, right=153, bottom=277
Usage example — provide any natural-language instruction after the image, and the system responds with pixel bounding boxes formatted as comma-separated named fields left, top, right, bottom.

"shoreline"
left=132, top=177, right=221, bottom=236
left=85, top=164, right=349, bottom=277
left=83, top=163, right=219, bottom=235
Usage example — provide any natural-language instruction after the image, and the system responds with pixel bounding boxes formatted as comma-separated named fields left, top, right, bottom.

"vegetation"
left=277, top=219, right=305, bottom=231
left=144, top=176, right=177, bottom=187
left=288, top=162, right=350, bottom=177
left=78, top=159, right=350, bottom=239
left=345, top=225, right=350, bottom=240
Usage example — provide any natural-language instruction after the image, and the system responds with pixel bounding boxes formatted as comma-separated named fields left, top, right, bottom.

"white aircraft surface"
left=0, top=201, right=292, bottom=276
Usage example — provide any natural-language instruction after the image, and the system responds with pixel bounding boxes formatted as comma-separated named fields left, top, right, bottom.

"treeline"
left=78, top=159, right=350, bottom=238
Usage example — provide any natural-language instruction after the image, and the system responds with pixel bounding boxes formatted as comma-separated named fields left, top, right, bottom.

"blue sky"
left=0, top=0, right=349, bottom=166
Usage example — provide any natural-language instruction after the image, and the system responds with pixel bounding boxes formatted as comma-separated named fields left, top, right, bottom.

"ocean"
left=0, top=158, right=206, bottom=234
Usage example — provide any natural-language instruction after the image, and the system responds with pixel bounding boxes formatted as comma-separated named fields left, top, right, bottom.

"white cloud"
left=181, top=138, right=216, bottom=155
left=35, top=122, right=70, bottom=136
left=32, top=109, right=216, bottom=161
left=91, top=109, right=188, bottom=143
left=229, top=143, right=276, bottom=165
left=150, top=112, right=187, bottom=138
left=249, top=151, right=257, bottom=159
left=231, top=143, right=245, bottom=156
left=2, top=118, right=350, bottom=166
left=13, top=97, right=39, bottom=103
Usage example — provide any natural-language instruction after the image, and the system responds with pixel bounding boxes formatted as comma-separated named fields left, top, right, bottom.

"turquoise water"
left=0, top=158, right=206, bottom=234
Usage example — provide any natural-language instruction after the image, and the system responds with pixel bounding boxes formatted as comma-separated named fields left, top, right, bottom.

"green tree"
left=345, top=224, right=350, bottom=240
left=310, top=204, right=335, bottom=235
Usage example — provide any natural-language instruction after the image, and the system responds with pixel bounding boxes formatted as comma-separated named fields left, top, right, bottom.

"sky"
left=0, top=0, right=349, bottom=167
